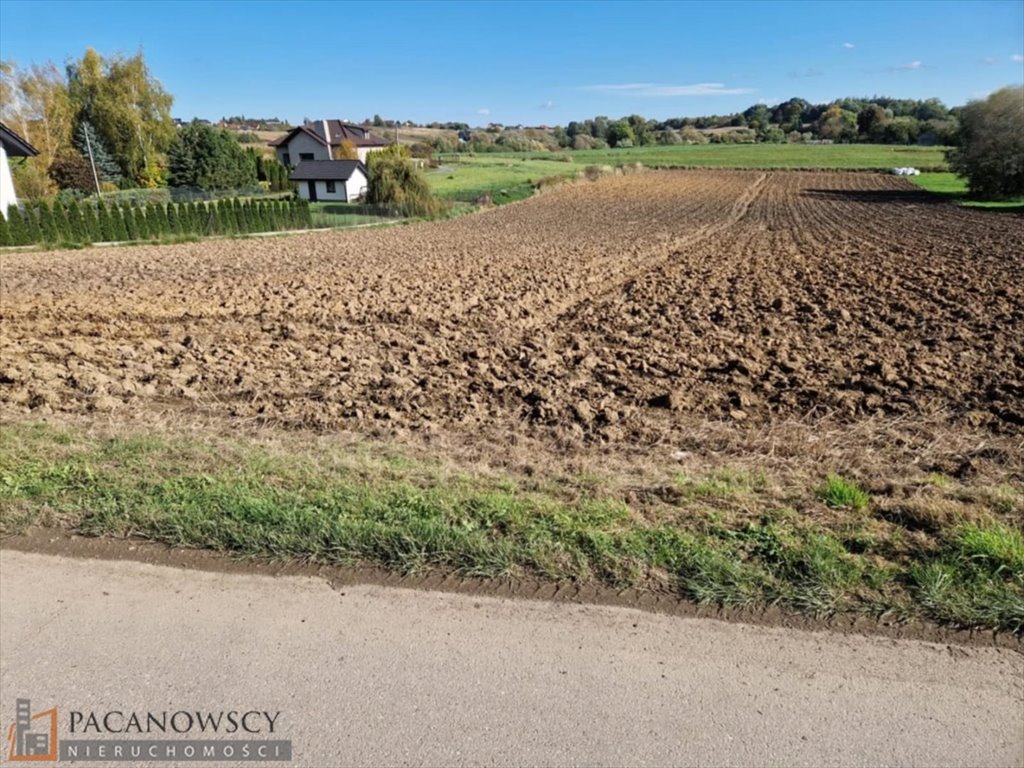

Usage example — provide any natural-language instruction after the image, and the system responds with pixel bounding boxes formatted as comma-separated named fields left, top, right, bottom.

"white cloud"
left=982, top=56, right=996, bottom=65
left=581, top=82, right=753, bottom=97
left=477, top=108, right=491, bottom=116
left=1012, top=53, right=1024, bottom=62
left=842, top=42, right=855, bottom=49
left=538, top=100, right=555, bottom=109
left=890, top=60, right=924, bottom=72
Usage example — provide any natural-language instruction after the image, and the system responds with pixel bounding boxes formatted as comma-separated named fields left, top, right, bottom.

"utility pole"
left=83, top=125, right=101, bottom=196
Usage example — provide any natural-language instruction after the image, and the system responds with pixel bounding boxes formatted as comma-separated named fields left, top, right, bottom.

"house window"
left=326, top=181, right=337, bottom=193
left=282, top=152, right=290, bottom=165
left=299, top=153, right=315, bottom=161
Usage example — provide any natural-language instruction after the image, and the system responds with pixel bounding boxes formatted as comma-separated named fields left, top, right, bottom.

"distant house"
left=290, top=160, right=368, bottom=203
left=270, top=120, right=389, bottom=166
left=0, top=122, right=38, bottom=218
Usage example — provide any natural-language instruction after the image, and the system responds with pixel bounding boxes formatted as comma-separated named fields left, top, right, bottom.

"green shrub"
left=72, top=201, right=89, bottom=242
left=185, top=202, right=198, bottom=234
left=64, top=201, right=83, bottom=242
left=157, top=203, right=171, bottom=236
left=233, top=199, right=246, bottom=232
left=0, top=211, right=10, bottom=246
left=166, top=204, right=180, bottom=235
left=97, top=202, right=115, bottom=242
left=51, top=201, right=72, bottom=242
left=216, top=199, right=230, bottom=233
left=112, top=204, right=128, bottom=241
left=82, top=203, right=101, bottom=242
left=215, top=199, right=231, bottom=233
left=23, top=205, right=42, bottom=244
left=242, top=200, right=254, bottom=232
left=37, top=203, right=58, bottom=243
left=196, top=202, right=208, bottom=233
left=123, top=204, right=138, bottom=240
left=7, top=206, right=28, bottom=245
left=144, top=204, right=159, bottom=238
left=136, top=205, right=151, bottom=239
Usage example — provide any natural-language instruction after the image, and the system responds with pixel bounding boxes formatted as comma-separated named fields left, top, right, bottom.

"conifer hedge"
left=1, top=197, right=312, bottom=248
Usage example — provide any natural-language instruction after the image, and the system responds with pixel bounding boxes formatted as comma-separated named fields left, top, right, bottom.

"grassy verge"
left=1, top=422, right=1021, bottom=633
left=909, top=172, right=1024, bottom=212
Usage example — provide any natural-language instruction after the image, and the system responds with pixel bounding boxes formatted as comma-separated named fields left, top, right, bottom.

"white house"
left=290, top=160, right=368, bottom=203
left=270, top=120, right=389, bottom=166
left=0, top=122, right=38, bottom=218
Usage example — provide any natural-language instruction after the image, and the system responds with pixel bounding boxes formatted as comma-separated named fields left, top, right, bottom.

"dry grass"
left=3, top=411, right=1021, bottom=631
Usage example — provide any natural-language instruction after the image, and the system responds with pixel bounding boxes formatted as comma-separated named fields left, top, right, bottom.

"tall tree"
left=67, top=48, right=175, bottom=186
left=606, top=120, right=635, bottom=148
left=167, top=121, right=258, bottom=190
left=0, top=61, right=74, bottom=199
left=73, top=119, right=122, bottom=186
left=947, top=87, right=1024, bottom=199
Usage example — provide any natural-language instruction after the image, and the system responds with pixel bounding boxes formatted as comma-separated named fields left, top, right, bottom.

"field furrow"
left=1, top=171, right=1021, bottom=446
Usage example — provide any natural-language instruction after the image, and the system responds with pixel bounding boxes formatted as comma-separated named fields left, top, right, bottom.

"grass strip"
left=1, top=422, right=1021, bottom=633
left=910, top=172, right=1024, bottom=211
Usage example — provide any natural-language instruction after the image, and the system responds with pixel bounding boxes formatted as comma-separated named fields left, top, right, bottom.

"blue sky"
left=1, top=0, right=1021, bottom=125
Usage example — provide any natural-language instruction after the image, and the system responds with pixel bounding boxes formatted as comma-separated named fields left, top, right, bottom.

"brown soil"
left=3, top=171, right=1021, bottom=449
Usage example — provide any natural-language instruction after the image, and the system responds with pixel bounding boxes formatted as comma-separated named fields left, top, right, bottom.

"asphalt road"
left=1, top=549, right=1021, bottom=767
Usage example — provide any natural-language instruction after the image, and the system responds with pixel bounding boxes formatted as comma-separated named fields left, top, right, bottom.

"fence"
left=309, top=202, right=411, bottom=229
left=165, top=186, right=292, bottom=203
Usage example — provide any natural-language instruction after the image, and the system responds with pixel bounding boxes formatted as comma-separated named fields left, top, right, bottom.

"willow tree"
left=366, top=145, right=444, bottom=217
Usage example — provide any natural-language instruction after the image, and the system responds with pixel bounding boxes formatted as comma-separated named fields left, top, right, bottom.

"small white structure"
left=291, top=160, right=368, bottom=203
left=0, top=122, right=38, bottom=218
left=890, top=167, right=921, bottom=176
left=271, top=120, right=389, bottom=167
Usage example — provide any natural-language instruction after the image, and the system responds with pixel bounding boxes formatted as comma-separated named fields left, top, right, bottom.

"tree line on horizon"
left=409, top=95, right=964, bottom=154
left=3, top=47, right=1019, bottom=203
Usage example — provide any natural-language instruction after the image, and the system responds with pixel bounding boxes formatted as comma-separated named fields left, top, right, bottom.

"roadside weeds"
left=2, top=420, right=1020, bottom=635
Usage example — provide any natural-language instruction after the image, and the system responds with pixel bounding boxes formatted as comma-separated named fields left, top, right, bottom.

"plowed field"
left=2, top=171, right=1022, bottom=450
